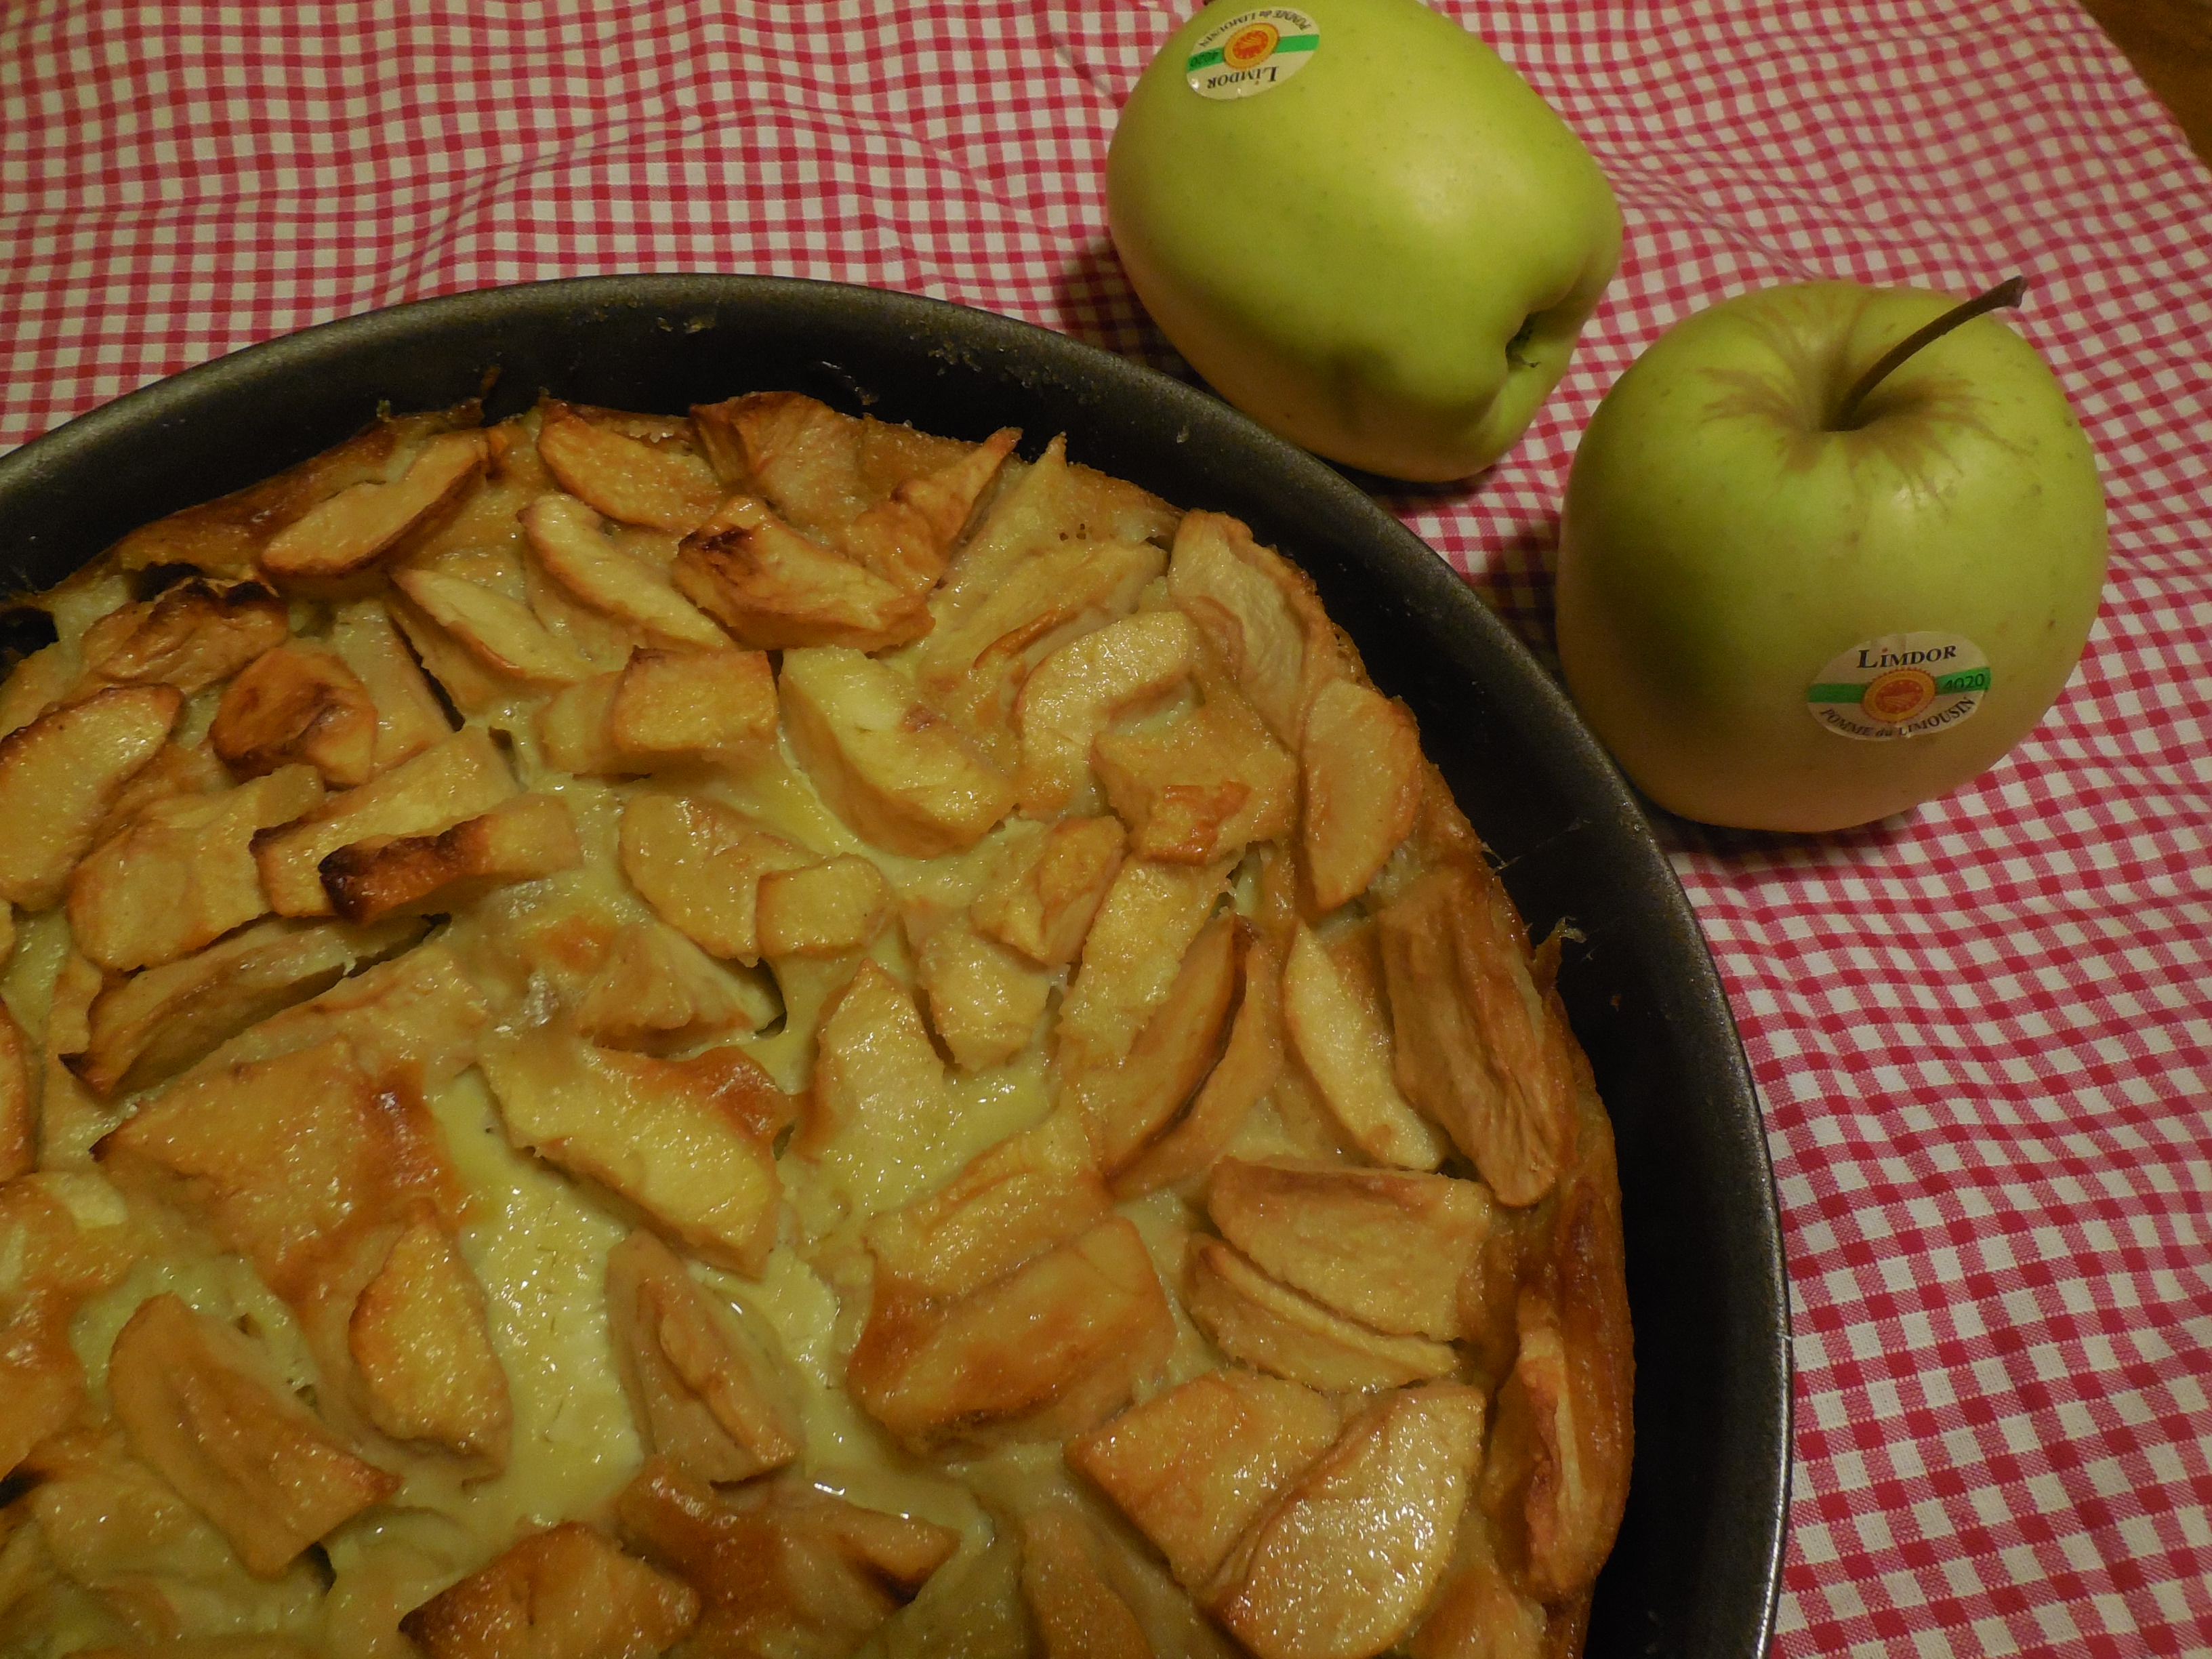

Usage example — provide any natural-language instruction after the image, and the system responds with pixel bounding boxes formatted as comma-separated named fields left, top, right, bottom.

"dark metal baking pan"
left=0, top=273, right=1790, bottom=1659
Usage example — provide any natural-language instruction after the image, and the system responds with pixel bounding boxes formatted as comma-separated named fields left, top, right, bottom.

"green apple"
left=1554, top=280, right=2108, bottom=833
left=1107, top=0, right=1620, bottom=482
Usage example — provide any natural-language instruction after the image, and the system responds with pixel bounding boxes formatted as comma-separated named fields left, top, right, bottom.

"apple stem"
left=1830, top=275, right=2028, bottom=430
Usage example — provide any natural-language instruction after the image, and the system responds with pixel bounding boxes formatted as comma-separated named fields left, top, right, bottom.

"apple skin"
left=1107, top=0, right=1620, bottom=483
left=1554, top=281, right=2108, bottom=834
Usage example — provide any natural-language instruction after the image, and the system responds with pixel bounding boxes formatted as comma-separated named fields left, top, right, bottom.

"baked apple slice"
left=970, top=815, right=1126, bottom=969
left=1207, top=1158, right=1490, bottom=1341
left=535, top=402, right=726, bottom=534
left=606, top=1230, right=804, bottom=1484
left=1282, top=922, right=1449, bottom=1170
left=108, top=1294, right=399, bottom=1578
left=401, top=1519, right=699, bottom=1659
left=260, top=430, right=488, bottom=586
left=521, top=492, right=731, bottom=648
left=1067, top=1366, right=1343, bottom=1590
left=348, top=1214, right=513, bottom=1469
left=1185, top=1238, right=1458, bottom=1392
left=848, top=1216, right=1174, bottom=1452
left=78, top=577, right=289, bottom=694
left=1299, top=678, right=1423, bottom=911
left=779, top=644, right=1016, bottom=857
left=615, top=1457, right=958, bottom=1658
left=1377, top=861, right=1577, bottom=1206
left=1015, top=609, right=1200, bottom=818
left=0, top=684, right=181, bottom=909
left=1206, top=1385, right=1488, bottom=1659
left=482, top=1029, right=792, bottom=1276
left=211, top=642, right=380, bottom=785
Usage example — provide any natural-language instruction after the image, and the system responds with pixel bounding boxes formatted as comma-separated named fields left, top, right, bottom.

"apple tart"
left=0, top=389, right=1632, bottom=1659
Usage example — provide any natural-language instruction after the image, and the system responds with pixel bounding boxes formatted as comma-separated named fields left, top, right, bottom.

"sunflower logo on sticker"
left=1862, top=668, right=1937, bottom=724
left=1224, top=22, right=1280, bottom=70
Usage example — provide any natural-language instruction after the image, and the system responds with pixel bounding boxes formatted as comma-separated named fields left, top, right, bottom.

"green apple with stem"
left=1553, top=278, right=2108, bottom=833
left=1107, top=0, right=1620, bottom=482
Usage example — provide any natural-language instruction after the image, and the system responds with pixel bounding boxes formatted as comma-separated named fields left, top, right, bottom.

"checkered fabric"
left=4, top=1, right=2208, bottom=1653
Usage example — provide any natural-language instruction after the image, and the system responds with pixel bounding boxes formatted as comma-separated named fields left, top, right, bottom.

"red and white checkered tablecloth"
left=4, top=1, right=2208, bottom=1653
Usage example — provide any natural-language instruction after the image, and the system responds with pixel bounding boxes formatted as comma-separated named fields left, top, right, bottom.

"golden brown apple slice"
left=1015, top=609, right=1201, bottom=818
left=971, top=814, right=1126, bottom=968
left=537, top=649, right=779, bottom=776
left=253, top=724, right=518, bottom=917
left=67, top=765, right=325, bottom=970
left=1299, top=678, right=1423, bottom=911
left=1282, top=922, right=1448, bottom=1171
left=522, top=492, right=731, bottom=648
left=195, top=939, right=489, bottom=1087
left=98, top=1036, right=463, bottom=1298
left=1111, top=935, right=1285, bottom=1201
left=535, top=671, right=626, bottom=775
left=0, top=1002, right=30, bottom=1182
left=1406, top=1510, right=1552, bottom=1659
left=1480, top=1169, right=1634, bottom=1601
left=1019, top=1506, right=1157, bottom=1659
left=78, top=578, right=290, bottom=695
left=401, top=1520, right=699, bottom=1659
left=261, top=430, right=489, bottom=585
left=1071, top=910, right=1242, bottom=1175
left=536, top=403, right=726, bottom=533
left=674, top=507, right=933, bottom=652
left=108, top=1294, right=400, bottom=1578
left=0, top=642, right=75, bottom=741
left=756, top=855, right=893, bottom=960
left=349, top=1214, right=512, bottom=1468
left=847, top=1215, right=1174, bottom=1452
left=1094, top=694, right=1298, bottom=867
left=690, top=392, right=871, bottom=531
left=914, top=914, right=1051, bottom=1071
left=1208, top=1158, right=1490, bottom=1340
left=935, top=436, right=1180, bottom=624
left=481, top=1030, right=792, bottom=1277
left=917, top=535, right=1166, bottom=766
left=89, top=733, right=232, bottom=846
left=606, top=1230, right=804, bottom=1484
left=1166, top=510, right=1353, bottom=749
left=615, top=1456, right=958, bottom=1657
left=1067, top=1366, right=1343, bottom=1590
left=1377, top=861, right=1576, bottom=1206
left=1185, top=1239, right=1458, bottom=1391
left=1054, top=857, right=1230, bottom=1080
left=327, top=598, right=453, bottom=773
left=779, top=644, right=1017, bottom=857
left=0, top=1179, right=138, bottom=1473
left=211, top=642, right=380, bottom=786
left=318, top=791, right=582, bottom=924
left=108, top=410, right=453, bottom=576
left=796, top=960, right=952, bottom=1189
left=576, top=920, right=763, bottom=1052
left=837, top=426, right=1019, bottom=594
left=71, top=915, right=420, bottom=1097
left=0, top=684, right=180, bottom=909
left=390, top=568, right=595, bottom=685
left=610, top=647, right=778, bottom=762
left=617, top=791, right=811, bottom=964
left=1206, top=1385, right=1488, bottom=1659
left=863, top=1109, right=1109, bottom=1300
